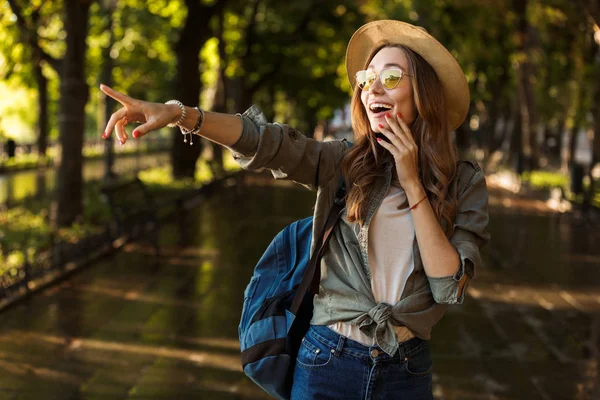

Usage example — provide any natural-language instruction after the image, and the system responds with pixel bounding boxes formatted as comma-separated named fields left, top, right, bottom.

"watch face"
left=375, top=133, right=392, bottom=143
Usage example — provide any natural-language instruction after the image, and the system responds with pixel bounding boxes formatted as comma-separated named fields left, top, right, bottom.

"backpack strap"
left=290, top=140, right=352, bottom=315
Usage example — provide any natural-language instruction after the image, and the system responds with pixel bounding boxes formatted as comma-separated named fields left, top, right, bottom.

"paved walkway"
left=0, top=174, right=598, bottom=400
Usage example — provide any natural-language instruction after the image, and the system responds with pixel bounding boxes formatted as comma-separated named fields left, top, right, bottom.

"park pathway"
left=0, top=172, right=598, bottom=400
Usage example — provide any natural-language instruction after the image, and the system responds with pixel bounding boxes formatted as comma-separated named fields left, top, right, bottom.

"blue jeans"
left=291, top=325, right=434, bottom=400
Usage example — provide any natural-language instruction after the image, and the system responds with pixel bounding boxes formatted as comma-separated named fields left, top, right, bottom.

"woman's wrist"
left=167, top=103, right=182, bottom=125
left=164, top=102, right=201, bottom=131
left=403, top=180, right=426, bottom=204
left=181, top=106, right=201, bottom=132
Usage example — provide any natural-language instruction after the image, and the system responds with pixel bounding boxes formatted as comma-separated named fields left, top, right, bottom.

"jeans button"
left=370, top=348, right=379, bottom=358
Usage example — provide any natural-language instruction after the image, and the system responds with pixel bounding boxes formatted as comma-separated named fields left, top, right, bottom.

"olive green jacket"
left=228, top=105, right=490, bottom=356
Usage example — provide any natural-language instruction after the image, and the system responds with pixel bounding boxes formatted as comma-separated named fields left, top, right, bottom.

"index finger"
left=100, top=84, right=133, bottom=107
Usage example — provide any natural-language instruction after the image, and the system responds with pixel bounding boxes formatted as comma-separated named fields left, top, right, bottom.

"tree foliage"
left=3, top=0, right=600, bottom=223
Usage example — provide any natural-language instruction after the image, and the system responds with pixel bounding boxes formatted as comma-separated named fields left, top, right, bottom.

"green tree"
left=170, top=0, right=229, bottom=179
left=4, top=0, right=62, bottom=156
left=220, top=0, right=364, bottom=133
left=55, top=0, right=94, bottom=227
left=88, top=0, right=184, bottom=177
left=7, top=0, right=93, bottom=227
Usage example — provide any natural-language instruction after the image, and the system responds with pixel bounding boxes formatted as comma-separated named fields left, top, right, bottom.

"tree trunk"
left=514, top=0, right=539, bottom=171
left=34, top=62, right=48, bottom=200
left=238, top=89, right=254, bottom=115
left=33, top=64, right=49, bottom=158
left=52, top=0, right=91, bottom=227
left=568, top=125, right=579, bottom=168
left=567, top=124, right=586, bottom=195
left=100, top=0, right=116, bottom=181
left=455, top=113, right=472, bottom=152
left=488, top=66, right=510, bottom=157
left=171, top=0, right=227, bottom=179
left=171, top=38, right=203, bottom=178
left=510, top=106, right=525, bottom=174
left=237, top=0, right=261, bottom=114
left=587, top=48, right=600, bottom=207
left=208, top=6, right=228, bottom=179
left=171, top=54, right=203, bottom=178
left=483, top=102, right=496, bottom=160
left=559, top=120, right=570, bottom=174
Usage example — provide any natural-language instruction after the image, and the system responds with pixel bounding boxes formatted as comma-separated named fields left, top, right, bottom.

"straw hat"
left=346, top=20, right=470, bottom=131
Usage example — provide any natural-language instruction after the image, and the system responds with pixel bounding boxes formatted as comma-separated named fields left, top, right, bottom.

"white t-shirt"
left=329, top=184, right=415, bottom=345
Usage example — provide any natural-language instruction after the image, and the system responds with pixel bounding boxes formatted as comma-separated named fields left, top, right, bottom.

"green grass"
left=0, top=145, right=169, bottom=172
left=0, top=153, right=52, bottom=171
left=520, top=170, right=569, bottom=190
left=519, top=170, right=600, bottom=208
left=82, top=143, right=168, bottom=159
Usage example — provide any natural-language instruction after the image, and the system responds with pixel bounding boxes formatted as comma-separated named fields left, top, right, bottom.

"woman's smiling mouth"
left=369, top=102, right=394, bottom=119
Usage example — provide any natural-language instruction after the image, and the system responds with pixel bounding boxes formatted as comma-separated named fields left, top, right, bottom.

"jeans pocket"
left=296, top=335, right=333, bottom=370
left=404, top=342, right=433, bottom=376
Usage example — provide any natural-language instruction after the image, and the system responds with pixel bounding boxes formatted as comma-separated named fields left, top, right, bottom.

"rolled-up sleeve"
left=226, top=105, right=347, bottom=190
left=428, top=166, right=490, bottom=304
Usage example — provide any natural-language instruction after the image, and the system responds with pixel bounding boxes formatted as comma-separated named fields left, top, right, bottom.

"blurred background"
left=1, top=0, right=599, bottom=233
left=0, top=1, right=599, bottom=399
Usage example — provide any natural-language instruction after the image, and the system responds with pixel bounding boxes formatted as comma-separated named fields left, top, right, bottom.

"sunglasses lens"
left=355, top=71, right=367, bottom=89
left=381, top=69, right=402, bottom=89
left=356, top=70, right=376, bottom=90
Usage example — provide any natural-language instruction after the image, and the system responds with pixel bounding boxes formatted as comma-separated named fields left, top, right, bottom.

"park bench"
left=101, top=177, right=161, bottom=255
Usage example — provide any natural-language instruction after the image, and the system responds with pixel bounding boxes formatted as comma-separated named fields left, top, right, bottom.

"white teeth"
left=369, top=103, right=393, bottom=112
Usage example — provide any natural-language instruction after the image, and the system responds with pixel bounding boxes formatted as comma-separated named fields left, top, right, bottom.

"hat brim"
left=346, top=20, right=470, bottom=131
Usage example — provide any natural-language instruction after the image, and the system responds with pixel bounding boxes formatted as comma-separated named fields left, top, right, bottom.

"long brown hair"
left=342, top=44, right=459, bottom=236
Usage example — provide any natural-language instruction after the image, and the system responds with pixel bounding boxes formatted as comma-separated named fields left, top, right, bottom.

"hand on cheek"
left=376, top=112, right=420, bottom=187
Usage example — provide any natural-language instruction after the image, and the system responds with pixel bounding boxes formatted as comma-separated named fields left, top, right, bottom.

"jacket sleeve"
left=427, top=163, right=491, bottom=304
left=226, top=105, right=348, bottom=191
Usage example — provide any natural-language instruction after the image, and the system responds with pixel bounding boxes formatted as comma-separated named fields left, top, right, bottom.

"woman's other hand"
left=100, top=84, right=180, bottom=145
left=376, top=112, right=420, bottom=190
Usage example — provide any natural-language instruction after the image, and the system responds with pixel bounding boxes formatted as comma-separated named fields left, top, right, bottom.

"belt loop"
left=398, top=342, right=407, bottom=362
left=334, top=334, right=346, bottom=356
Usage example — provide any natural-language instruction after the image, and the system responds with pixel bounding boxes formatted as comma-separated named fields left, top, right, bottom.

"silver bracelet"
left=165, top=100, right=186, bottom=128
left=179, top=107, right=204, bottom=146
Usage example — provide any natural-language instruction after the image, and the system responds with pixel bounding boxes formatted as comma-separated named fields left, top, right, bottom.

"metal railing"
left=0, top=228, right=112, bottom=302
left=0, top=171, right=242, bottom=312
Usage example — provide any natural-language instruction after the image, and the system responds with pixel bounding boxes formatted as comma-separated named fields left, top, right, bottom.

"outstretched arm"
left=100, top=84, right=242, bottom=147
left=100, top=84, right=349, bottom=190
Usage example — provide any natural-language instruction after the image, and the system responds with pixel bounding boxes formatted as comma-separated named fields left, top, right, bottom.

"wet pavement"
left=0, top=173, right=598, bottom=400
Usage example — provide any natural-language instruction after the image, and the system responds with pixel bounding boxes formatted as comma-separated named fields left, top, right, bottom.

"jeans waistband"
left=307, top=324, right=426, bottom=361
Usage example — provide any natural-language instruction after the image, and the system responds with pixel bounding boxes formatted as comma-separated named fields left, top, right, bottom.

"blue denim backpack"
left=238, top=171, right=348, bottom=399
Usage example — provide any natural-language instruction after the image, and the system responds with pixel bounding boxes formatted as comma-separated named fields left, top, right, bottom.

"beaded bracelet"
left=179, top=107, right=204, bottom=146
left=165, top=101, right=204, bottom=145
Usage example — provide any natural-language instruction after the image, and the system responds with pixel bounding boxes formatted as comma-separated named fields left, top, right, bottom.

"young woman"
left=101, top=20, right=489, bottom=400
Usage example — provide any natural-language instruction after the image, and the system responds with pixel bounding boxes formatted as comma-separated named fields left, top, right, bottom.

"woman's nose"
left=369, top=77, right=384, bottom=94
